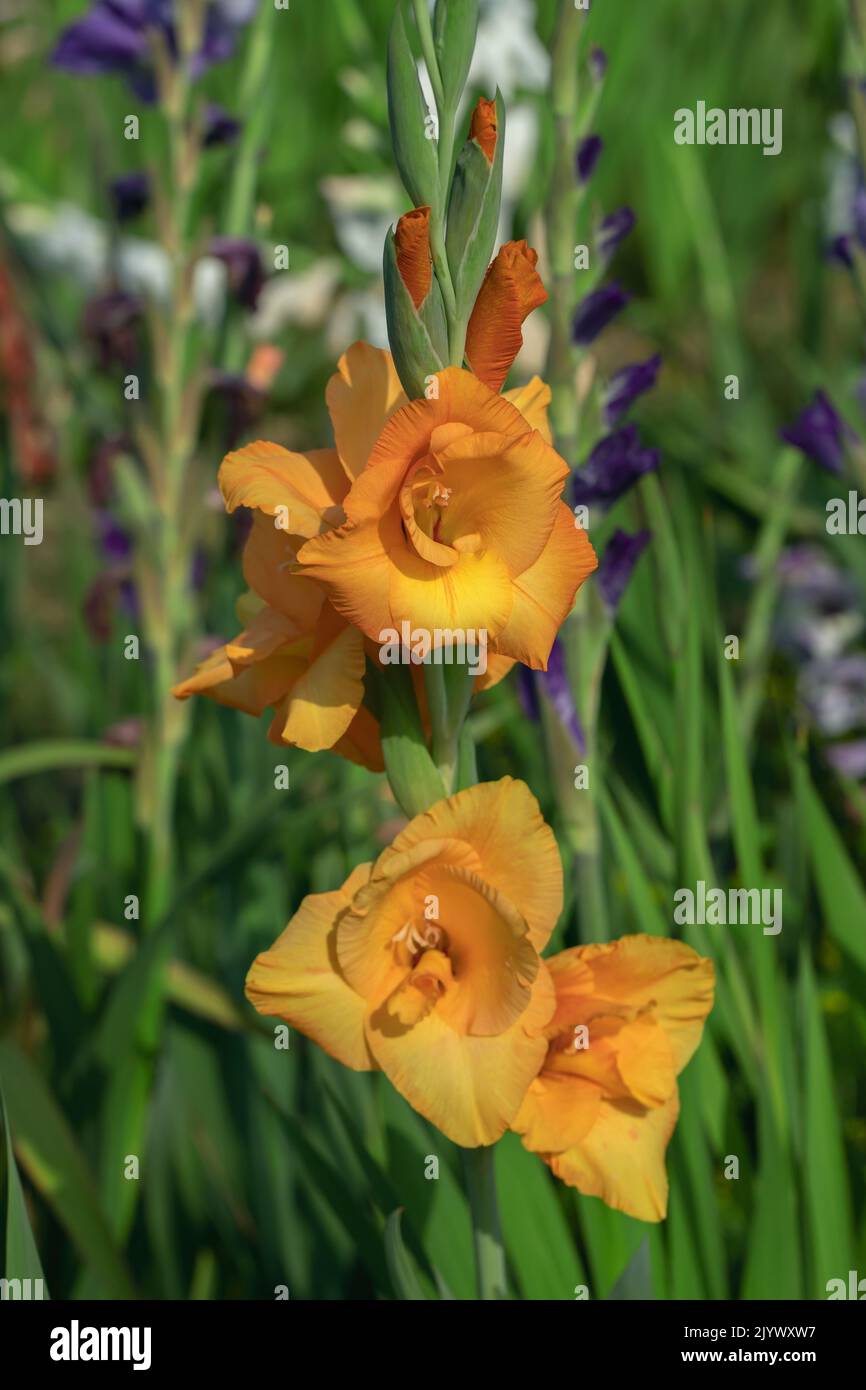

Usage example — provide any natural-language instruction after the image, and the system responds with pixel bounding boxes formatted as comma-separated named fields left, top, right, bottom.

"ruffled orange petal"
left=503, top=376, right=553, bottom=443
left=515, top=1073, right=603, bottom=1153
left=364, top=960, right=555, bottom=1147
left=383, top=778, right=563, bottom=952
left=561, top=936, right=716, bottom=1074
left=388, top=544, right=514, bottom=642
left=432, top=427, right=567, bottom=577
left=267, top=614, right=366, bottom=753
left=340, top=367, right=530, bottom=527
left=547, top=1090, right=680, bottom=1223
left=333, top=705, right=384, bottom=773
left=171, top=606, right=303, bottom=715
left=296, top=515, right=398, bottom=642
left=465, top=241, right=548, bottom=392
left=245, top=869, right=376, bottom=1071
left=325, top=341, right=407, bottom=482
left=474, top=653, right=515, bottom=692
left=242, top=512, right=326, bottom=628
left=495, top=504, right=598, bottom=669
left=219, top=442, right=348, bottom=536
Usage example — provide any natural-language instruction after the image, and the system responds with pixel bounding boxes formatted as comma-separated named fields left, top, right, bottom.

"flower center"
left=391, top=918, right=449, bottom=969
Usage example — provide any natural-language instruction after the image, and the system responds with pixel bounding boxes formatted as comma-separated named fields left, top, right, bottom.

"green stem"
left=411, top=0, right=461, bottom=362
left=144, top=23, right=206, bottom=927
left=461, top=1145, right=507, bottom=1300
left=412, top=0, right=444, bottom=112
left=545, top=0, right=583, bottom=469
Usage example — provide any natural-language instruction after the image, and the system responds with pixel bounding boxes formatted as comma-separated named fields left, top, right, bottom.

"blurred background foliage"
left=0, top=0, right=864, bottom=1300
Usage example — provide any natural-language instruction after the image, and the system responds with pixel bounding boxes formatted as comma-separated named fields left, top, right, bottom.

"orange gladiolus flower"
left=246, top=778, right=562, bottom=1147
left=297, top=342, right=596, bottom=671
left=465, top=240, right=548, bottom=392
left=514, top=936, right=715, bottom=1221
left=171, top=431, right=383, bottom=769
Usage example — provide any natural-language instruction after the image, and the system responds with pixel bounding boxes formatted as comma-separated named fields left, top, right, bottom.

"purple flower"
left=109, top=170, right=150, bottom=221
left=576, top=135, right=603, bottom=183
left=799, top=655, right=866, bottom=736
left=83, top=288, right=142, bottom=369
left=207, top=367, right=266, bottom=447
left=597, top=206, right=636, bottom=262
left=209, top=236, right=265, bottom=309
left=53, top=1, right=256, bottom=101
left=603, top=354, right=662, bottom=426
left=825, top=738, right=866, bottom=779
left=572, top=282, right=630, bottom=346
left=597, top=529, right=651, bottom=614
left=589, top=47, right=607, bottom=82
left=539, top=639, right=584, bottom=752
left=203, top=102, right=242, bottom=147
left=571, top=425, right=659, bottom=509
left=53, top=1, right=157, bottom=78
left=829, top=234, right=853, bottom=269
left=516, top=666, right=540, bottom=725
left=780, top=389, right=856, bottom=476
left=97, top=511, right=133, bottom=564
left=772, top=545, right=862, bottom=663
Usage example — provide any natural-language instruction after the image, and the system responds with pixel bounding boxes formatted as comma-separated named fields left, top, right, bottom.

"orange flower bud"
left=394, top=205, right=433, bottom=310
left=469, top=96, right=497, bottom=164
left=465, top=240, right=548, bottom=392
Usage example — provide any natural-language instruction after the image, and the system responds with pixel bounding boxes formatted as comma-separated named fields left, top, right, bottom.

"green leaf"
left=740, top=1090, right=803, bottom=1299
left=799, top=951, right=853, bottom=1296
left=495, top=1132, right=585, bottom=1300
left=446, top=91, right=505, bottom=321
left=598, top=781, right=668, bottom=935
left=795, top=758, right=866, bottom=971
left=0, top=740, right=135, bottom=786
left=0, top=1040, right=134, bottom=1297
left=384, top=1208, right=427, bottom=1300
left=1, top=1083, right=47, bottom=1295
left=607, top=1236, right=653, bottom=1300
left=383, top=226, right=447, bottom=398
left=433, top=0, right=478, bottom=107
left=376, top=665, right=446, bottom=817
left=575, top=1192, right=645, bottom=1298
left=387, top=0, right=440, bottom=210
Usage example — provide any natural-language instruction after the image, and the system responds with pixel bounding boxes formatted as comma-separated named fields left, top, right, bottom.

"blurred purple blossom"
left=576, top=134, right=603, bottom=183
left=539, top=639, right=584, bottom=751
left=589, top=47, right=607, bottom=82
left=799, top=655, right=866, bottom=737
left=571, top=424, right=659, bottom=509
left=109, top=170, right=150, bottom=222
left=780, top=389, right=856, bottom=476
left=597, top=529, right=651, bottom=614
left=772, top=545, right=862, bottom=664
left=517, top=665, right=540, bottom=724
left=572, top=283, right=630, bottom=346
left=83, top=288, right=142, bottom=369
left=203, top=102, right=242, bottom=147
left=603, top=354, right=662, bottom=426
left=209, top=236, right=265, bottom=309
left=825, top=738, right=866, bottom=780
left=597, top=207, right=636, bottom=262
left=53, top=0, right=257, bottom=101
left=97, top=511, right=133, bottom=564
